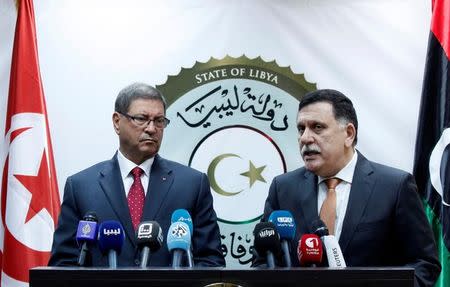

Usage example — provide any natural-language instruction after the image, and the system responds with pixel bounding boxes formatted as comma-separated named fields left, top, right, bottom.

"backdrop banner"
left=0, top=0, right=431, bottom=268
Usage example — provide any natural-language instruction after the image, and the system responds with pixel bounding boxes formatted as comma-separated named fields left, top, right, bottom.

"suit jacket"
left=259, top=151, right=440, bottom=287
left=49, top=153, right=225, bottom=267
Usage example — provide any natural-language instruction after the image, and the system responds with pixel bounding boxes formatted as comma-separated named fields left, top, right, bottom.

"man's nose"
left=144, top=121, right=157, bottom=132
left=299, top=128, right=314, bottom=144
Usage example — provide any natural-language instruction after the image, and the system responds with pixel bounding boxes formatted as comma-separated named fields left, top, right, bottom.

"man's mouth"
left=141, top=138, right=157, bottom=143
left=303, top=150, right=320, bottom=157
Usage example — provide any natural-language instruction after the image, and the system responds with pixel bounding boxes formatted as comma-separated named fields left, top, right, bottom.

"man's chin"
left=304, top=161, right=321, bottom=174
left=140, top=146, right=159, bottom=158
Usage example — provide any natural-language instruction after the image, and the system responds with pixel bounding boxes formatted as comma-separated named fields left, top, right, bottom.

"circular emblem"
left=189, top=125, right=285, bottom=223
left=157, top=55, right=315, bottom=266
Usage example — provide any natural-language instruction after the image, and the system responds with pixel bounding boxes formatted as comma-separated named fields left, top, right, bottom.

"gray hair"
left=114, top=82, right=167, bottom=113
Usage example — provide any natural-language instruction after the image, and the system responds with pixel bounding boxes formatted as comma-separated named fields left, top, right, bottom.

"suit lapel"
left=142, top=155, right=174, bottom=221
left=298, top=170, right=319, bottom=233
left=339, top=152, right=375, bottom=253
left=99, top=154, right=136, bottom=247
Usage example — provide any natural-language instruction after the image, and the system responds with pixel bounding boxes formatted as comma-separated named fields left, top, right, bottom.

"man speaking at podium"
left=49, top=83, right=224, bottom=267
left=259, top=89, right=441, bottom=287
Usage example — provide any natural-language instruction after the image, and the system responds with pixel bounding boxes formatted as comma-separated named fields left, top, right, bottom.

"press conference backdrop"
left=0, top=0, right=431, bottom=268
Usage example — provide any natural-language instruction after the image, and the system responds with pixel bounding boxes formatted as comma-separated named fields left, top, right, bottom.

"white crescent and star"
left=429, top=127, right=450, bottom=206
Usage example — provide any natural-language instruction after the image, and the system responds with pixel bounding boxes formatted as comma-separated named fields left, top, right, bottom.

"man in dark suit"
left=257, top=89, right=440, bottom=287
left=49, top=83, right=225, bottom=267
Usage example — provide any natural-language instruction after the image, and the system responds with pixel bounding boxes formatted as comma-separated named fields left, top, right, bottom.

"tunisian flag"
left=0, top=0, right=61, bottom=286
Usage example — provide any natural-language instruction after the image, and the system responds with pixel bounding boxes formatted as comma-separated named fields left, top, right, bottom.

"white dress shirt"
left=317, top=151, right=358, bottom=240
left=117, top=150, right=154, bottom=197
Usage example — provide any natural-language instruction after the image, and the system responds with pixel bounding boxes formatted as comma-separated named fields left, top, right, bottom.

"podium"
left=30, top=267, right=414, bottom=287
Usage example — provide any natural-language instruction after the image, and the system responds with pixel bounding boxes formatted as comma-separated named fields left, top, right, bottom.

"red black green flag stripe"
left=413, top=0, right=450, bottom=286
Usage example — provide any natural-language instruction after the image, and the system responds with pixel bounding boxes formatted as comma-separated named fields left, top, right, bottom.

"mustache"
left=301, top=144, right=321, bottom=156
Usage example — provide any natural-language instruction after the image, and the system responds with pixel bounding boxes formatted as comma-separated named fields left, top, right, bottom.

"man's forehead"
left=297, top=102, right=334, bottom=121
left=129, top=98, right=164, bottom=110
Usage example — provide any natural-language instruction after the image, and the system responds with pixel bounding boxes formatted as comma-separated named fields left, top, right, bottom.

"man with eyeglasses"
left=49, top=83, right=225, bottom=267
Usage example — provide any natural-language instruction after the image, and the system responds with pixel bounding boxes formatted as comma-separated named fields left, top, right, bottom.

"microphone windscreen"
left=76, top=212, right=98, bottom=245
left=322, top=235, right=347, bottom=267
left=136, top=221, right=164, bottom=252
left=167, top=222, right=191, bottom=252
left=171, top=209, right=193, bottom=234
left=253, top=222, right=281, bottom=255
left=311, top=218, right=329, bottom=237
left=83, top=211, right=98, bottom=222
left=98, top=220, right=125, bottom=254
left=268, top=210, right=296, bottom=240
left=297, top=234, right=323, bottom=266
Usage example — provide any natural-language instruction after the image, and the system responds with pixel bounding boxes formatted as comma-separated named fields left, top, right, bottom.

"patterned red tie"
left=128, top=167, right=145, bottom=230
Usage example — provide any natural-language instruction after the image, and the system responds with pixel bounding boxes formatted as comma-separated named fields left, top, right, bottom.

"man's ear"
left=112, top=112, right=120, bottom=135
left=344, top=123, right=356, bottom=147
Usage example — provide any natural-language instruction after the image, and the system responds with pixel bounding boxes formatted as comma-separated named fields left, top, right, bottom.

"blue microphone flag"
left=98, top=220, right=125, bottom=254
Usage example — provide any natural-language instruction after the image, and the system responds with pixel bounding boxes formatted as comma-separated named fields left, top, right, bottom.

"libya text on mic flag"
left=413, top=0, right=450, bottom=286
left=0, top=0, right=61, bottom=286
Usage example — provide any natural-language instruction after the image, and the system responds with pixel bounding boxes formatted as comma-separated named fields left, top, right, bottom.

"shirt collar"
left=117, top=150, right=154, bottom=180
left=318, top=150, right=358, bottom=184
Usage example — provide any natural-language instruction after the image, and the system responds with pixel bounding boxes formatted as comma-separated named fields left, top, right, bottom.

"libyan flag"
left=413, top=0, right=450, bottom=286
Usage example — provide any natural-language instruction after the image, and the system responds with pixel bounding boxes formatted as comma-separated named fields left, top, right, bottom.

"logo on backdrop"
left=157, top=55, right=316, bottom=266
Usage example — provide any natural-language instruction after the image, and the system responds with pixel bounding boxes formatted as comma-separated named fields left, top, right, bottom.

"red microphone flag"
left=0, top=0, right=60, bottom=286
left=297, top=234, right=323, bottom=266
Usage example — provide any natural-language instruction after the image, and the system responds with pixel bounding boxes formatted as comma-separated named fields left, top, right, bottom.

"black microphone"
left=136, top=221, right=164, bottom=268
left=253, top=222, right=281, bottom=268
left=75, top=212, right=98, bottom=266
left=311, top=219, right=346, bottom=267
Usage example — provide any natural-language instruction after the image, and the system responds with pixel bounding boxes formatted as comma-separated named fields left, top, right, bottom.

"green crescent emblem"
left=208, top=153, right=244, bottom=196
left=208, top=153, right=268, bottom=196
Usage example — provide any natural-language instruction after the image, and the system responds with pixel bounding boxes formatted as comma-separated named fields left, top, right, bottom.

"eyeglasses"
left=118, top=112, right=170, bottom=128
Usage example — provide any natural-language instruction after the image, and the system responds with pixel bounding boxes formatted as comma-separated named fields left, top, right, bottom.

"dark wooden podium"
left=30, top=267, right=414, bottom=287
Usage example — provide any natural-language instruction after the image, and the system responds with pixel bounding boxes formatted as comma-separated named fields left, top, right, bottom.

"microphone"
left=171, top=209, right=194, bottom=267
left=253, top=222, right=281, bottom=268
left=297, top=234, right=323, bottom=267
left=167, top=221, right=191, bottom=268
left=268, top=210, right=296, bottom=267
left=311, top=219, right=346, bottom=267
left=171, top=209, right=193, bottom=232
left=76, top=211, right=98, bottom=266
left=136, top=221, right=164, bottom=268
left=98, top=220, right=125, bottom=268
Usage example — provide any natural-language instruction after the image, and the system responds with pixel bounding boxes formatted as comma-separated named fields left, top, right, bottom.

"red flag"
left=0, top=0, right=61, bottom=286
